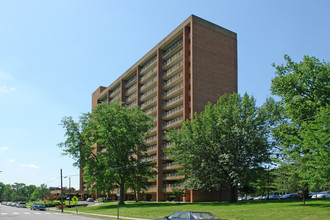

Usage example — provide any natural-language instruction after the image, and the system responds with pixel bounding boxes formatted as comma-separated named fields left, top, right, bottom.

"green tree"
left=59, top=101, right=154, bottom=205
left=271, top=55, right=330, bottom=204
left=167, top=93, right=281, bottom=202
left=31, top=184, right=50, bottom=201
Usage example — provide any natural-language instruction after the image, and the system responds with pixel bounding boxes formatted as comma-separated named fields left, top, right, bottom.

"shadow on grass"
left=85, top=198, right=330, bottom=210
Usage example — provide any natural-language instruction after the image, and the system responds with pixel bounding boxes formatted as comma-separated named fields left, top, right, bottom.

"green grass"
left=65, top=199, right=330, bottom=220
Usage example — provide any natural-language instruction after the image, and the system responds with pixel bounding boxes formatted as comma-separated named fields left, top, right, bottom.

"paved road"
left=0, top=205, right=103, bottom=220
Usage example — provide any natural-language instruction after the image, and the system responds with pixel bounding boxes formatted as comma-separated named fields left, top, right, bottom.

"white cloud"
left=0, top=147, right=9, bottom=151
left=19, top=164, right=40, bottom=169
left=6, top=159, right=15, bottom=163
left=0, top=86, right=16, bottom=93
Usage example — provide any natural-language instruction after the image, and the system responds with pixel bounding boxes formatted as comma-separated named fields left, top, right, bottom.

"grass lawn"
left=65, top=199, right=330, bottom=220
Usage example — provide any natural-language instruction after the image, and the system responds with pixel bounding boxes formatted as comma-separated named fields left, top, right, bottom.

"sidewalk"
left=58, top=210, right=152, bottom=220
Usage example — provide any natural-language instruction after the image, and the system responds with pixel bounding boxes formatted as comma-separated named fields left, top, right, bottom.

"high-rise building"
left=85, top=15, right=237, bottom=202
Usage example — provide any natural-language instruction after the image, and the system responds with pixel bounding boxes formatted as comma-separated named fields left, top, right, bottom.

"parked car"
left=312, top=191, right=330, bottom=198
left=17, top=202, right=26, bottom=208
left=267, top=194, right=280, bottom=200
left=86, top=197, right=94, bottom=202
left=155, top=211, right=223, bottom=220
left=280, top=193, right=299, bottom=199
left=30, top=203, right=46, bottom=211
left=253, top=196, right=264, bottom=200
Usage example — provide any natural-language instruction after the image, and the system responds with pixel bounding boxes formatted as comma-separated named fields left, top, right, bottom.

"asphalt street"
left=0, top=204, right=103, bottom=220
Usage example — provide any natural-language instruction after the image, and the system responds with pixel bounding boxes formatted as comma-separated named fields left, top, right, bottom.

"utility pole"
left=60, top=169, right=63, bottom=213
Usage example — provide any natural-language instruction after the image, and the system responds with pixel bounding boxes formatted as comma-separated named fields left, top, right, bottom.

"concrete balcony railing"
left=163, top=83, right=183, bottom=99
left=145, top=135, right=157, bottom=145
left=140, top=56, right=157, bottom=73
left=140, top=86, right=157, bottom=101
left=127, top=100, right=137, bottom=109
left=163, top=116, right=183, bottom=129
left=163, top=61, right=183, bottom=80
left=163, top=72, right=183, bottom=89
left=163, top=39, right=183, bottom=59
left=163, top=162, right=180, bottom=170
left=163, top=49, right=183, bottom=69
left=163, top=105, right=183, bottom=120
left=144, top=105, right=157, bottom=116
left=126, top=84, right=137, bottom=96
left=125, top=76, right=137, bottom=88
left=163, top=173, right=185, bottom=180
left=140, top=67, right=157, bottom=83
left=140, top=76, right=157, bottom=93
left=141, top=96, right=157, bottom=110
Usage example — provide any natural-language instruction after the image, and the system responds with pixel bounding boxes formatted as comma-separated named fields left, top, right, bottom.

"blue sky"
left=0, top=0, right=329, bottom=190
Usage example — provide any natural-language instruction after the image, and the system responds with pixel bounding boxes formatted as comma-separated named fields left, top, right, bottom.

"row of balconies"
left=163, top=105, right=183, bottom=118
left=141, top=96, right=157, bottom=109
left=141, top=66, right=157, bottom=83
left=163, top=116, right=183, bottom=129
left=163, top=61, right=183, bottom=79
left=163, top=72, right=183, bottom=89
left=163, top=39, right=183, bottom=58
left=163, top=49, right=183, bottom=69
left=140, top=56, right=157, bottom=73
left=140, top=76, right=157, bottom=92
left=140, top=86, right=157, bottom=101
left=125, top=75, right=137, bottom=88
left=163, top=83, right=183, bottom=99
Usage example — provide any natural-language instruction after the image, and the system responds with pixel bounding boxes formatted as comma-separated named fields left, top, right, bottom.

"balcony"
left=140, top=76, right=157, bottom=93
left=163, top=39, right=183, bottom=59
left=127, top=100, right=137, bottom=109
left=163, top=83, right=183, bottom=100
left=140, top=56, right=157, bottom=74
left=140, top=67, right=157, bottom=84
left=144, top=105, right=157, bottom=116
left=163, top=94, right=183, bottom=110
left=125, top=75, right=137, bottom=88
left=162, top=142, right=173, bottom=149
left=146, top=185, right=157, bottom=193
left=146, top=145, right=157, bottom=154
left=145, top=135, right=157, bottom=145
left=109, top=86, right=121, bottom=98
left=147, top=125, right=157, bottom=136
left=163, top=105, right=183, bottom=120
left=163, top=116, right=183, bottom=130
left=163, top=162, right=180, bottom=171
left=163, top=61, right=183, bottom=80
left=163, top=49, right=183, bottom=70
left=141, top=96, right=157, bottom=110
left=126, top=92, right=137, bottom=104
left=163, top=173, right=185, bottom=180
left=126, top=84, right=137, bottom=96
left=163, top=72, right=183, bottom=90
left=140, top=86, right=157, bottom=102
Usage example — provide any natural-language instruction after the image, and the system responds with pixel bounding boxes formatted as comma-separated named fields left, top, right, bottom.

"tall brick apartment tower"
left=84, top=15, right=237, bottom=202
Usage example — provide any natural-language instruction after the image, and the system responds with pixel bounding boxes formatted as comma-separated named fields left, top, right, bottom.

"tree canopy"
left=271, top=55, right=330, bottom=202
left=167, top=93, right=281, bottom=202
left=59, top=101, right=155, bottom=204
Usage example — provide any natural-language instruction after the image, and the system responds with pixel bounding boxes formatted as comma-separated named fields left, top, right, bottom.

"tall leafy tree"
left=167, top=93, right=281, bottom=202
left=59, top=101, right=154, bottom=205
left=271, top=55, right=329, bottom=203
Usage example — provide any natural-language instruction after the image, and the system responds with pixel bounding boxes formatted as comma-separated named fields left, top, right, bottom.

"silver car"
left=155, top=211, right=223, bottom=220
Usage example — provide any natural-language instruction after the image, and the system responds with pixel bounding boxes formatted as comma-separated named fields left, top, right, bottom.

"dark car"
left=155, top=211, right=223, bottom=220
left=280, top=193, right=299, bottom=199
left=30, top=203, right=46, bottom=211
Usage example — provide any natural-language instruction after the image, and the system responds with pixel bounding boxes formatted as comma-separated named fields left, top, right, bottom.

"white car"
left=312, top=191, right=330, bottom=198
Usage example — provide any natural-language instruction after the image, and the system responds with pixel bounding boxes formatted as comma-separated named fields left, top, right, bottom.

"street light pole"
left=64, top=176, right=71, bottom=205
left=60, top=169, right=63, bottom=213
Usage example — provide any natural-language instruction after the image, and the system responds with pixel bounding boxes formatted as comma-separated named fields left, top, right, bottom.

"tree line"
left=58, top=55, right=329, bottom=204
left=0, top=182, right=50, bottom=201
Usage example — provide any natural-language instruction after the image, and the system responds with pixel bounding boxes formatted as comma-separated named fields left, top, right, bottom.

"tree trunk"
left=230, top=185, right=238, bottom=203
left=119, top=181, right=125, bottom=205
